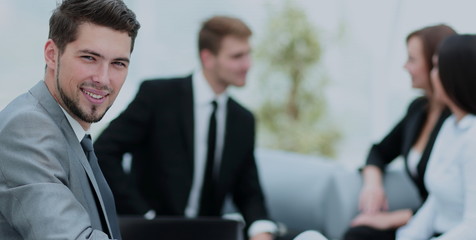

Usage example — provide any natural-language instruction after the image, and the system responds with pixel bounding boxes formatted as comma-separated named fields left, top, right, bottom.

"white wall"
left=1, top=0, right=475, bottom=167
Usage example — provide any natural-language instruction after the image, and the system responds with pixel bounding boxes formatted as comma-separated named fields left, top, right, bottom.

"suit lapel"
left=416, top=108, right=451, bottom=198
left=180, top=76, right=195, bottom=169
left=74, top=139, right=113, bottom=236
left=218, top=99, right=236, bottom=194
left=402, top=107, right=425, bottom=179
left=30, top=81, right=113, bottom=235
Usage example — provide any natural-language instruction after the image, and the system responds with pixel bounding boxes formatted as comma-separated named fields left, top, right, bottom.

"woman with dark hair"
left=343, top=24, right=456, bottom=240
left=396, top=34, right=476, bottom=240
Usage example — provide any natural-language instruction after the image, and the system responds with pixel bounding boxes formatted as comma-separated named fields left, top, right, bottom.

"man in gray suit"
left=0, top=0, right=140, bottom=239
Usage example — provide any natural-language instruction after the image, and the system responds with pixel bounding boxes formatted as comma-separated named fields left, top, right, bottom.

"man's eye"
left=113, top=62, right=127, bottom=68
left=82, top=56, right=94, bottom=61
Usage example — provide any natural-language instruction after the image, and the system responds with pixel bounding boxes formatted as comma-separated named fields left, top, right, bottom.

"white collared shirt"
left=184, top=70, right=277, bottom=238
left=185, top=70, right=228, bottom=217
left=59, top=106, right=88, bottom=142
left=396, top=114, right=476, bottom=239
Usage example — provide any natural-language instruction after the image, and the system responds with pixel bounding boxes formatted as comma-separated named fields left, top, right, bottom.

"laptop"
left=119, top=216, right=244, bottom=240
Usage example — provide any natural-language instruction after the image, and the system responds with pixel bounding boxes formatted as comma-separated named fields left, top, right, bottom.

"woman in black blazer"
left=343, top=24, right=456, bottom=240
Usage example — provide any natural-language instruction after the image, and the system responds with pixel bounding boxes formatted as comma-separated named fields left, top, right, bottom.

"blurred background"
left=1, top=0, right=475, bottom=168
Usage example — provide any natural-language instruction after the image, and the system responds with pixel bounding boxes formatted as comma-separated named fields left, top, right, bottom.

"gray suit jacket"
left=0, top=81, right=114, bottom=239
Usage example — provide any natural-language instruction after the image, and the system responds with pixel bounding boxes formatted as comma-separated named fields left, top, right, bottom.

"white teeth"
left=83, top=90, right=104, bottom=99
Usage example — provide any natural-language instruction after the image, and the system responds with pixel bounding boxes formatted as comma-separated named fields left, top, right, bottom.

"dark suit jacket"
left=95, top=75, right=269, bottom=226
left=366, top=97, right=450, bottom=201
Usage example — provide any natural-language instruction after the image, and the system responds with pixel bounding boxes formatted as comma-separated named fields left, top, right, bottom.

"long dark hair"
left=438, top=34, right=476, bottom=114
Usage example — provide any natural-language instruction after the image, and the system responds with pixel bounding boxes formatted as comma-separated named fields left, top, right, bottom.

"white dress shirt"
left=183, top=70, right=277, bottom=238
left=185, top=70, right=228, bottom=217
left=60, top=107, right=87, bottom=142
left=396, top=114, right=476, bottom=240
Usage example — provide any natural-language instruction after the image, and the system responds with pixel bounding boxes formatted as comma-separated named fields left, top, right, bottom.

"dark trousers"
left=343, top=226, right=396, bottom=240
left=343, top=226, right=442, bottom=240
left=243, top=227, right=300, bottom=240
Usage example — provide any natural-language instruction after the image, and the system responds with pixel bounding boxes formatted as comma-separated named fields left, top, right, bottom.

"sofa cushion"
left=256, top=149, right=338, bottom=233
left=256, top=149, right=422, bottom=239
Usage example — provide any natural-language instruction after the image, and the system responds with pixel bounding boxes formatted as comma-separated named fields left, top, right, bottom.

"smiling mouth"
left=81, top=89, right=107, bottom=100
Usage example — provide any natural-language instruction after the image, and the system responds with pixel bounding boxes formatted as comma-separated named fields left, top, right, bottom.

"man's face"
left=211, top=36, right=251, bottom=88
left=48, top=23, right=131, bottom=128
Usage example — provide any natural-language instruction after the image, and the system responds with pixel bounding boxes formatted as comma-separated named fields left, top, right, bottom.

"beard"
left=56, top=62, right=110, bottom=124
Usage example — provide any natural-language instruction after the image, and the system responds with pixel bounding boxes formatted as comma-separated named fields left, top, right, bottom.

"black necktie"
left=199, top=100, right=218, bottom=216
left=81, top=135, right=121, bottom=239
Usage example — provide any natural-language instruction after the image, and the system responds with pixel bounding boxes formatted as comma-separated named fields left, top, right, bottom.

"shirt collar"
left=192, top=69, right=228, bottom=107
left=450, top=113, right=476, bottom=131
left=59, top=106, right=88, bottom=142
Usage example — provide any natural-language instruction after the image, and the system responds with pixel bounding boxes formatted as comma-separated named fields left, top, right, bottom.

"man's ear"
left=44, top=39, right=58, bottom=70
left=200, top=49, right=215, bottom=70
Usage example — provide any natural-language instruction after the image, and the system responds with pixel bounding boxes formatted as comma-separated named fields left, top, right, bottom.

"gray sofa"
left=254, top=149, right=422, bottom=240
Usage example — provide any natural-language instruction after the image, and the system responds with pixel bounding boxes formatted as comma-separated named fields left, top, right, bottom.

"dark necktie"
left=199, top=100, right=218, bottom=216
left=81, top=135, right=121, bottom=239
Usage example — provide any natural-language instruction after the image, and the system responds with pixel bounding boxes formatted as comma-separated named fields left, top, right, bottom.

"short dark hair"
left=49, top=0, right=140, bottom=54
left=198, top=16, right=252, bottom=55
left=406, top=24, right=456, bottom=71
left=438, top=34, right=476, bottom=114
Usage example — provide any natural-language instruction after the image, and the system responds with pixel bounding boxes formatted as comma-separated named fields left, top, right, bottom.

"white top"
left=396, top=114, right=476, bottom=240
left=407, top=148, right=421, bottom=178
